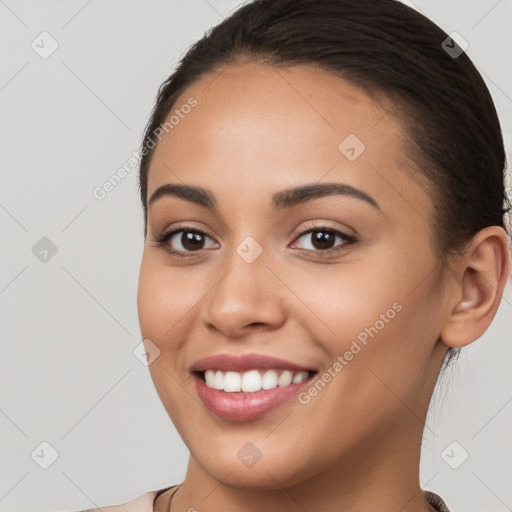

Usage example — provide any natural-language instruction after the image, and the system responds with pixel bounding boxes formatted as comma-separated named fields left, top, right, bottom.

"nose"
left=202, top=243, right=287, bottom=339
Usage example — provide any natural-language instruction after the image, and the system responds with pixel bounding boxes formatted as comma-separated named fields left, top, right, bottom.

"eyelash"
left=150, top=222, right=357, bottom=259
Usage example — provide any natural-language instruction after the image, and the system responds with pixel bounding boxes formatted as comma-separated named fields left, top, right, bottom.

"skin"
left=137, top=62, right=511, bottom=512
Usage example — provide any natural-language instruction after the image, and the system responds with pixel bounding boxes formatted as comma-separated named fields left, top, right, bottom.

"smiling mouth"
left=190, top=353, right=319, bottom=420
left=194, top=369, right=317, bottom=393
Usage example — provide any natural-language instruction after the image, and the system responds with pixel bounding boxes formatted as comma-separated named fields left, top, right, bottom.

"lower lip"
left=193, top=373, right=314, bottom=421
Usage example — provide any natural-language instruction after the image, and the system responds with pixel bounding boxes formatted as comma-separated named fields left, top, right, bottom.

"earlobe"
left=440, top=226, right=511, bottom=349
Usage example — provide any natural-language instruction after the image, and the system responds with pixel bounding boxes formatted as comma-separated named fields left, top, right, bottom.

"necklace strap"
left=167, top=484, right=181, bottom=512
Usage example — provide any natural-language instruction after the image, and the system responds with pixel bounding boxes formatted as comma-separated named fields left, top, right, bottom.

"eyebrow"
left=148, top=182, right=381, bottom=212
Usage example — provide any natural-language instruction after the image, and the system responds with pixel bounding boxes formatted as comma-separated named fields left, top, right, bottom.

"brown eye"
left=154, top=228, right=218, bottom=255
left=175, top=231, right=207, bottom=251
left=293, top=227, right=355, bottom=253
left=309, top=230, right=337, bottom=250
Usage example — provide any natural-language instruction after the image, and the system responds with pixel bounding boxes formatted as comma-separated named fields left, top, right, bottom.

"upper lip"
left=190, top=353, right=316, bottom=373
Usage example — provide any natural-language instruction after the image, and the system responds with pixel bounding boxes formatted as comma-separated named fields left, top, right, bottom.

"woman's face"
left=137, top=63, right=450, bottom=489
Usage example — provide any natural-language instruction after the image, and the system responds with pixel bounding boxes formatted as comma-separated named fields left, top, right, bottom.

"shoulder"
left=68, top=486, right=174, bottom=512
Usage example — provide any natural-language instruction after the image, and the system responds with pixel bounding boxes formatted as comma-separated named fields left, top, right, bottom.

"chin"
left=187, top=440, right=323, bottom=491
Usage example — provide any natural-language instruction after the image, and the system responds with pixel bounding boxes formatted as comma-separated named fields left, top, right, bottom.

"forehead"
left=147, top=62, right=429, bottom=217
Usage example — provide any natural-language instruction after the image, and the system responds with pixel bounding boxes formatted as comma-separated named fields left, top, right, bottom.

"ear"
left=440, top=226, right=511, bottom=348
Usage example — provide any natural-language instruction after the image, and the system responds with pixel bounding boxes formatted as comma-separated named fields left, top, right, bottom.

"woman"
left=82, top=0, right=511, bottom=510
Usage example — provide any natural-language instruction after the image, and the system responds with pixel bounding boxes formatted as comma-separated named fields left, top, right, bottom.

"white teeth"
left=292, top=371, right=307, bottom=383
left=224, top=371, right=242, bottom=392
left=201, top=369, right=310, bottom=393
left=204, top=370, right=225, bottom=390
left=261, top=369, right=278, bottom=390
left=213, top=370, right=224, bottom=390
left=204, top=370, right=216, bottom=388
left=277, top=370, right=293, bottom=386
left=241, top=370, right=261, bottom=392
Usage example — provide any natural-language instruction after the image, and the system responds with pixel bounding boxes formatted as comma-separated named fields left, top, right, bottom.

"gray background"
left=0, top=1, right=511, bottom=511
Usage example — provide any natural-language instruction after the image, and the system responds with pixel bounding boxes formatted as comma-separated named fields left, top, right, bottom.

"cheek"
left=137, top=258, right=201, bottom=423
left=287, top=250, right=440, bottom=394
left=322, top=281, right=440, bottom=423
left=137, top=256, right=201, bottom=343
left=284, top=259, right=405, bottom=350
